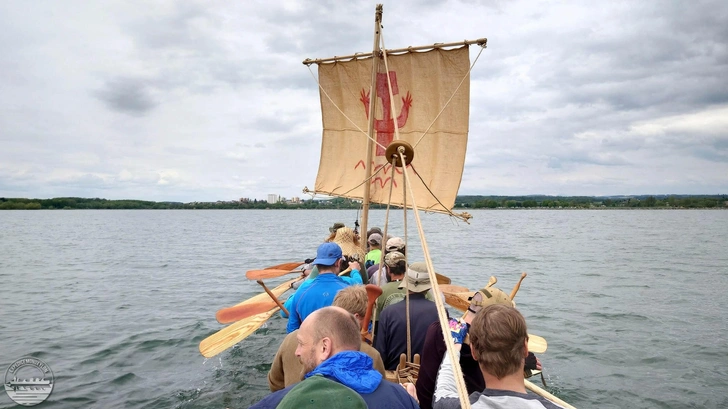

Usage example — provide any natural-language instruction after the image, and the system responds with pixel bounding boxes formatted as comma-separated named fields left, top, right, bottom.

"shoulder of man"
left=366, top=379, right=420, bottom=409
left=249, top=383, right=297, bottom=408
left=360, top=342, right=386, bottom=375
left=478, top=389, right=567, bottom=409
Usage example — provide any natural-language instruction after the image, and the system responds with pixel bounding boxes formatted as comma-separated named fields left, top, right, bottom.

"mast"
left=360, top=4, right=383, bottom=248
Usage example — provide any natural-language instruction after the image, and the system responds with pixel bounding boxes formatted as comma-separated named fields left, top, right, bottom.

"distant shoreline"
left=1, top=195, right=726, bottom=210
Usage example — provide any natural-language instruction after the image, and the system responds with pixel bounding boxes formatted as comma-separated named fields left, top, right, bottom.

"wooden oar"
left=527, top=334, right=547, bottom=354
left=215, top=277, right=299, bottom=324
left=509, top=272, right=527, bottom=300
left=361, top=284, right=382, bottom=341
left=246, top=267, right=304, bottom=280
left=435, top=272, right=451, bottom=285
left=257, top=280, right=289, bottom=317
left=266, top=261, right=305, bottom=271
left=200, top=307, right=280, bottom=358
left=525, top=379, right=576, bottom=409
left=439, top=284, right=469, bottom=293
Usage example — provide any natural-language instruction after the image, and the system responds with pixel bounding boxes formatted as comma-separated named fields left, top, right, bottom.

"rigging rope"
left=369, top=176, right=396, bottom=345
left=396, top=144, right=472, bottom=409
left=306, top=65, right=387, bottom=153
left=380, top=29, right=471, bottom=409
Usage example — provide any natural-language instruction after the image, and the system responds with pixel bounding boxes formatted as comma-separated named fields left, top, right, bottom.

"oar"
left=246, top=267, right=304, bottom=280
left=509, top=272, right=527, bottom=300
left=266, top=261, right=305, bottom=271
left=257, top=280, right=289, bottom=317
left=435, top=272, right=451, bottom=285
left=527, top=334, right=547, bottom=354
left=361, top=284, right=382, bottom=341
left=215, top=277, right=299, bottom=323
left=439, top=284, right=469, bottom=294
left=200, top=307, right=280, bottom=358
left=439, top=284, right=471, bottom=312
left=525, top=379, right=576, bottom=409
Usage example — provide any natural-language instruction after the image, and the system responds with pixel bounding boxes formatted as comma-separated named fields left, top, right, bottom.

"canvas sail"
left=313, top=46, right=470, bottom=214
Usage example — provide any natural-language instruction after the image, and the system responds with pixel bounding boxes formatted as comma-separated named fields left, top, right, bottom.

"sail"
left=313, top=46, right=470, bottom=213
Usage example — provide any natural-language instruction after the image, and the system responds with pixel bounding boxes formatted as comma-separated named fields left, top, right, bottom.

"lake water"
left=1, top=209, right=727, bottom=409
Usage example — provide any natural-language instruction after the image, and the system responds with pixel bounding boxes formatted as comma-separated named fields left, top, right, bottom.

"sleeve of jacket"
left=340, top=269, right=363, bottom=285
left=433, top=350, right=463, bottom=409
left=371, top=349, right=386, bottom=376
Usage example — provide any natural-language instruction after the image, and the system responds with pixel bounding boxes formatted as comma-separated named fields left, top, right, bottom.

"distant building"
left=267, top=194, right=279, bottom=204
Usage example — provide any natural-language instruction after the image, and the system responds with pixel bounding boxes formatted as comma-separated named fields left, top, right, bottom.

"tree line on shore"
left=457, top=195, right=728, bottom=209
left=1, top=195, right=726, bottom=210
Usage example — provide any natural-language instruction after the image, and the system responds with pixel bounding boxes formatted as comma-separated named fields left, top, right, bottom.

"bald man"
left=268, top=286, right=385, bottom=391
left=251, top=307, right=418, bottom=409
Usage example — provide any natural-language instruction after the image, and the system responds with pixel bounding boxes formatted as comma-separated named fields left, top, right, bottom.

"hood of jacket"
left=306, top=351, right=382, bottom=394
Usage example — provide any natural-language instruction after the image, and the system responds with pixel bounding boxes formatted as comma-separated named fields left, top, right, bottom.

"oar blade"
left=435, top=273, right=451, bottom=285
left=215, top=278, right=298, bottom=323
left=439, top=284, right=470, bottom=294
left=216, top=301, right=277, bottom=324
left=527, top=334, right=548, bottom=354
left=265, top=261, right=304, bottom=271
left=246, top=268, right=301, bottom=280
left=443, top=291, right=472, bottom=312
left=200, top=308, right=279, bottom=358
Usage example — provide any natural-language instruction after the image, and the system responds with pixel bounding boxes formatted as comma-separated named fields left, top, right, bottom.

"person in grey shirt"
left=434, top=304, right=565, bottom=409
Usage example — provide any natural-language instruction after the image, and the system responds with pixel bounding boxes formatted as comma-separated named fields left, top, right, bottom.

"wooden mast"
left=360, top=4, right=383, bottom=250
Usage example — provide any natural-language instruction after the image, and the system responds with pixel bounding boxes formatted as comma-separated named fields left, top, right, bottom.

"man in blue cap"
left=285, top=242, right=352, bottom=333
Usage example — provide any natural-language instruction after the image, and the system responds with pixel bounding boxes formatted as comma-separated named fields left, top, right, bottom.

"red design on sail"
left=360, top=71, right=413, bottom=156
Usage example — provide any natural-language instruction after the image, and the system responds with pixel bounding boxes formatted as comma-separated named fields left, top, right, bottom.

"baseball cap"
left=277, top=375, right=366, bottom=409
left=312, top=242, right=343, bottom=266
left=384, top=251, right=405, bottom=267
left=368, top=233, right=382, bottom=245
left=386, top=237, right=405, bottom=252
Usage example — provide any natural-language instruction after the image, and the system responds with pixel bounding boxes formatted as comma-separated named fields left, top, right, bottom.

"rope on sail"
left=402, top=163, right=411, bottom=363
left=412, top=44, right=486, bottom=150
left=303, top=164, right=386, bottom=199
left=396, top=145, right=472, bottom=409
left=412, top=169, right=472, bottom=223
left=306, top=65, right=387, bottom=153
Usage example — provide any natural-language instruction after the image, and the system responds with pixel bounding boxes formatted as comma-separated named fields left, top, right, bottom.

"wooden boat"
left=200, top=4, right=575, bottom=408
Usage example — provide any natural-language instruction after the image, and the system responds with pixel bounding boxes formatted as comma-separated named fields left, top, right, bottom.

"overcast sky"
left=1, top=0, right=726, bottom=202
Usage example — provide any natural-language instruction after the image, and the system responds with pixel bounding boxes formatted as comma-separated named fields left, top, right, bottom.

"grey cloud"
left=95, top=77, right=157, bottom=115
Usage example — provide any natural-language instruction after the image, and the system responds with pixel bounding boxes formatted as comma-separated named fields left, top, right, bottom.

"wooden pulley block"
left=385, top=140, right=415, bottom=167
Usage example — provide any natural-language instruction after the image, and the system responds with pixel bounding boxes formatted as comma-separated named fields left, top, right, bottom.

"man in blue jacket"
left=285, top=242, right=353, bottom=333
left=251, top=306, right=419, bottom=409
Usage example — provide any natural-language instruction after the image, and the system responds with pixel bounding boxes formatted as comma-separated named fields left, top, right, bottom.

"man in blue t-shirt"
left=285, top=242, right=352, bottom=333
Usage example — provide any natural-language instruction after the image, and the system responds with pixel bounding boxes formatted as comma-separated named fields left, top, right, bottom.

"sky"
left=1, top=0, right=726, bottom=202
